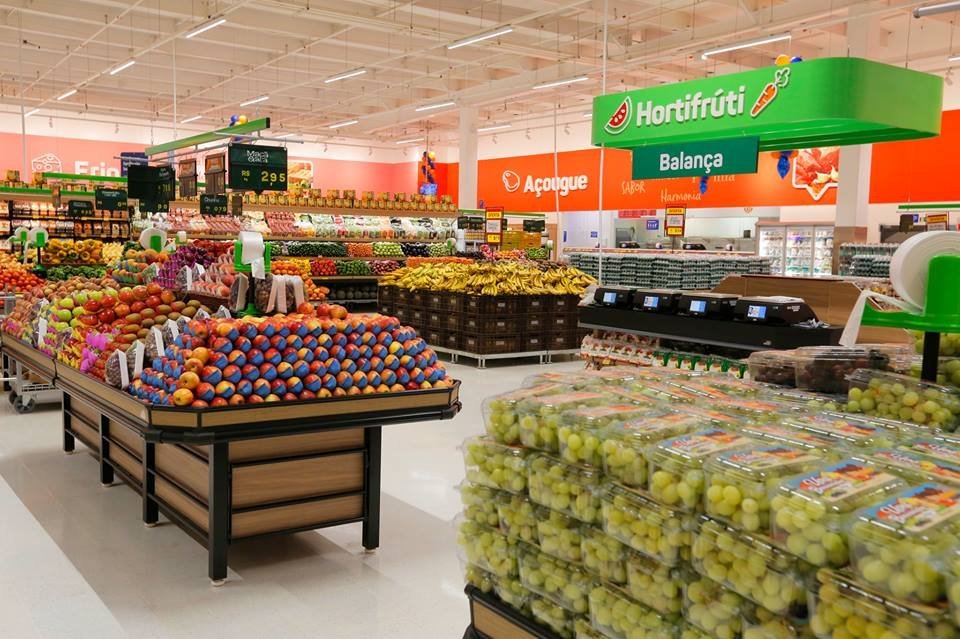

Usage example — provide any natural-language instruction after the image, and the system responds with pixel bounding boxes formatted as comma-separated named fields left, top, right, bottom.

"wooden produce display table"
left=2, top=341, right=461, bottom=585
left=463, top=586, right=560, bottom=639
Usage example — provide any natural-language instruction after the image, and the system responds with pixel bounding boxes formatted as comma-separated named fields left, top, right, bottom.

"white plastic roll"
left=238, top=231, right=266, bottom=279
left=139, top=227, right=167, bottom=250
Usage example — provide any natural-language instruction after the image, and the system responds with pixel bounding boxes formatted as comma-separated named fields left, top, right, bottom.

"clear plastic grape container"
left=949, top=549, right=960, bottom=626
left=681, top=622, right=717, bottom=639
left=717, top=398, right=799, bottom=423
left=684, top=575, right=744, bottom=639
left=743, top=602, right=815, bottom=639
left=518, top=547, right=593, bottom=614
left=704, top=446, right=823, bottom=534
left=748, top=350, right=798, bottom=387
left=810, top=569, right=958, bottom=639
left=857, top=450, right=960, bottom=490
left=494, top=574, right=531, bottom=614
left=458, top=481, right=503, bottom=528
left=483, top=383, right=568, bottom=444
left=455, top=518, right=519, bottom=578
left=794, top=346, right=901, bottom=394
left=770, top=458, right=907, bottom=568
left=580, top=526, right=628, bottom=585
left=739, top=423, right=847, bottom=462
left=845, top=370, right=960, bottom=432
left=626, top=551, right=683, bottom=616
left=524, top=367, right=638, bottom=390
left=574, top=618, right=606, bottom=639
left=600, top=484, right=695, bottom=566
left=758, top=388, right=845, bottom=413
left=497, top=494, right=538, bottom=544
left=462, top=437, right=529, bottom=494
left=537, top=507, right=586, bottom=564
left=784, top=414, right=900, bottom=451
left=614, top=380, right=705, bottom=404
left=849, top=482, right=960, bottom=605
left=530, top=594, right=575, bottom=639
left=648, top=429, right=759, bottom=510
left=517, top=391, right=609, bottom=453
left=683, top=406, right=749, bottom=431
left=601, top=411, right=706, bottom=488
left=528, top=453, right=603, bottom=523
left=901, top=436, right=960, bottom=467
left=588, top=583, right=677, bottom=639
left=691, top=516, right=806, bottom=615
left=462, top=560, right=496, bottom=594
left=558, top=403, right=659, bottom=467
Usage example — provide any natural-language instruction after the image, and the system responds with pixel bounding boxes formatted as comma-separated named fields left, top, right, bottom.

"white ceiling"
left=0, top=0, right=957, bottom=146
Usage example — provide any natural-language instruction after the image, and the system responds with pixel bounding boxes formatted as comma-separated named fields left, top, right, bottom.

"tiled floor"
left=0, top=358, right=584, bottom=638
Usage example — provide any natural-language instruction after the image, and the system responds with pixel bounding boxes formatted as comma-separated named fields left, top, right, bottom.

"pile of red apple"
left=265, top=211, right=311, bottom=236
left=128, top=310, right=451, bottom=408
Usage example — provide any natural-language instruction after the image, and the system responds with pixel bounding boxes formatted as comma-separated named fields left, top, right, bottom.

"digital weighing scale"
left=734, top=296, right=817, bottom=326
left=634, top=289, right=683, bottom=314
left=679, top=292, right=740, bottom=319
left=593, top=287, right=635, bottom=308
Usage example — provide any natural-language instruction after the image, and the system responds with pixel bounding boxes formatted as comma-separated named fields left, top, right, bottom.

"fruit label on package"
left=502, top=383, right=565, bottom=402
left=907, top=440, right=960, bottom=465
left=720, top=447, right=819, bottom=471
left=661, top=429, right=748, bottom=458
left=622, top=413, right=699, bottom=438
left=535, top=392, right=606, bottom=408
left=744, top=424, right=836, bottom=448
left=794, top=417, right=877, bottom=441
left=676, top=382, right=732, bottom=400
left=871, top=451, right=960, bottom=485
left=620, top=384, right=699, bottom=403
left=572, top=404, right=648, bottom=420
left=724, top=398, right=782, bottom=413
left=788, top=460, right=896, bottom=503
left=608, top=389, right=662, bottom=406
left=866, top=483, right=960, bottom=533
left=685, top=406, right=741, bottom=428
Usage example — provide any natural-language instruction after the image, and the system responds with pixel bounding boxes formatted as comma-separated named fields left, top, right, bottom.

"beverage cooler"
left=757, top=222, right=834, bottom=276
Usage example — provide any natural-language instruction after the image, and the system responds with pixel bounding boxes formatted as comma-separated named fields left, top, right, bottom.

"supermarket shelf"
left=278, top=256, right=407, bottom=261
left=170, top=200, right=461, bottom=219
left=335, top=298, right=379, bottom=304
left=10, top=214, right=130, bottom=222
left=185, top=233, right=448, bottom=243
left=1, top=188, right=96, bottom=200
left=311, top=275, right=380, bottom=281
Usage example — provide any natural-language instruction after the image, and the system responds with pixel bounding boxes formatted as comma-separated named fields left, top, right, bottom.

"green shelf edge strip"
left=897, top=203, right=960, bottom=210
left=43, top=172, right=125, bottom=183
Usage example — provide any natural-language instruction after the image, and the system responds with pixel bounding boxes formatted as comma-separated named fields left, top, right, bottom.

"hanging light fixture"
left=185, top=17, right=227, bottom=39
left=415, top=101, right=456, bottom=112
left=700, top=34, right=792, bottom=60
left=915, top=2, right=960, bottom=18
left=533, top=76, right=589, bottom=90
left=57, top=88, right=77, bottom=101
left=239, top=95, right=269, bottom=107
left=447, top=26, right=514, bottom=50
left=325, top=68, right=367, bottom=83
left=109, top=59, right=136, bottom=75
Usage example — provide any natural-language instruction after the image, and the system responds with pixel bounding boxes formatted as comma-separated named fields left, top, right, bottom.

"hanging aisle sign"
left=632, top=137, right=759, bottom=179
left=665, top=206, right=686, bottom=237
left=95, top=187, right=128, bottom=211
left=592, top=57, right=943, bottom=151
left=228, top=143, right=288, bottom=192
left=485, top=207, right=504, bottom=245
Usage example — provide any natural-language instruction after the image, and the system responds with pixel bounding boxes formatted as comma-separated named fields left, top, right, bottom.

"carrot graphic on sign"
left=750, top=67, right=791, bottom=118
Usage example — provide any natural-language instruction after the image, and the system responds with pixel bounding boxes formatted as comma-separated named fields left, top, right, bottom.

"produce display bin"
left=463, top=315, right=523, bottom=336
left=465, top=294, right=521, bottom=315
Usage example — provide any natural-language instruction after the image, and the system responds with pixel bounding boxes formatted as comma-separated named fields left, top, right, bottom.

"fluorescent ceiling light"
left=325, top=68, right=367, bottom=83
left=181, top=115, right=202, bottom=124
left=477, top=124, right=511, bottom=132
left=582, top=111, right=592, bottom=118
left=57, top=88, right=77, bottom=101
left=447, top=26, right=514, bottom=50
left=396, top=138, right=424, bottom=144
left=109, top=59, right=136, bottom=75
left=915, top=1, right=960, bottom=17
left=240, top=95, right=269, bottom=107
left=185, top=17, right=227, bottom=39
left=275, top=132, right=294, bottom=138
left=533, top=75, right=589, bottom=90
left=24, top=108, right=40, bottom=117
left=415, top=100, right=455, bottom=112
left=950, top=54, right=960, bottom=62
left=329, top=119, right=359, bottom=129
left=701, top=33, right=792, bottom=60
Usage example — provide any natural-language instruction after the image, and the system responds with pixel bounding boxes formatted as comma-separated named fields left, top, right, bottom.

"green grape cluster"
left=691, top=518, right=804, bottom=614
left=600, top=486, right=693, bottom=566
left=537, top=508, right=584, bottom=563
left=558, top=423, right=606, bottom=467
left=483, top=383, right=564, bottom=444
left=530, top=595, right=574, bottom=639
left=456, top=520, right=517, bottom=578
left=459, top=482, right=502, bottom=528
left=462, top=437, right=528, bottom=493
left=845, top=373, right=960, bottom=432
left=519, top=549, right=591, bottom=614
left=684, top=576, right=743, bottom=639
left=463, top=562, right=495, bottom=594
left=517, top=392, right=607, bottom=452
left=744, top=604, right=814, bottom=639
left=497, top=495, right=538, bottom=544
left=528, top=454, right=602, bottom=523
left=574, top=618, right=606, bottom=639
left=950, top=554, right=960, bottom=626
left=681, top=623, right=715, bottom=639
left=494, top=575, right=531, bottom=614
left=581, top=527, right=628, bottom=585
left=588, top=584, right=671, bottom=639
left=625, top=551, right=682, bottom=615
left=601, top=413, right=701, bottom=488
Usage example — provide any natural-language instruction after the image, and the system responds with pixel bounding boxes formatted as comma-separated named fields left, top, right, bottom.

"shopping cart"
left=0, top=293, right=62, bottom=414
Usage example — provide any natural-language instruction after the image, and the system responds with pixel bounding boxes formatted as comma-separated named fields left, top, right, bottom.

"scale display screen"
left=643, top=296, right=659, bottom=309
left=603, top=291, right=618, bottom=304
left=689, top=300, right=707, bottom=314
left=747, top=305, right=767, bottom=320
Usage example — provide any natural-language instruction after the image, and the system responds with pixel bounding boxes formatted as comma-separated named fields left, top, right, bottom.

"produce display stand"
left=1, top=342, right=461, bottom=585
left=462, top=585, right=559, bottom=639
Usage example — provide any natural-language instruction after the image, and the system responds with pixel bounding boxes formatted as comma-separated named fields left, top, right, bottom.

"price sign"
left=67, top=200, right=94, bottom=217
left=128, top=164, right=175, bottom=203
left=178, top=159, right=198, bottom=198
left=140, top=199, right=169, bottom=214
left=155, top=165, right=176, bottom=202
left=95, top=187, right=128, bottom=211
left=485, top=207, right=504, bottom=245
left=926, top=213, right=949, bottom=231
left=205, top=153, right=226, bottom=196
left=523, top=219, right=546, bottom=232
left=665, top=206, right=686, bottom=237
left=230, top=193, right=244, bottom=216
left=228, top=143, right=287, bottom=192
left=200, top=194, right=228, bottom=215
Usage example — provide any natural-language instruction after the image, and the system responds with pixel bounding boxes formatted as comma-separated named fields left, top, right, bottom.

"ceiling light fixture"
left=325, top=68, right=367, bottom=83
left=24, top=108, right=40, bottom=117
left=447, top=26, right=514, bottom=50
left=329, top=119, right=359, bottom=129
left=57, top=88, right=77, bottom=101
left=582, top=111, right=592, bottom=118
left=415, top=100, right=456, bottom=112
left=185, top=17, right=227, bottom=39
left=477, top=124, right=511, bottom=132
left=915, top=1, right=960, bottom=17
left=275, top=132, right=294, bottom=138
left=950, top=54, right=960, bottom=62
left=700, top=33, right=792, bottom=60
left=396, top=137, right=425, bottom=144
left=109, top=59, right=136, bottom=76
left=239, top=95, right=269, bottom=107
left=181, top=115, right=202, bottom=124
left=533, top=75, right=589, bottom=90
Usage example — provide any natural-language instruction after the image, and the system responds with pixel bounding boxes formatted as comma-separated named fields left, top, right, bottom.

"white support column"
left=458, top=108, right=478, bottom=209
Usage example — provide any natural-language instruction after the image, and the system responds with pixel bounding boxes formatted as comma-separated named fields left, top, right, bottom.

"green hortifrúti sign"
left=592, top=57, right=943, bottom=151
left=632, top=137, right=759, bottom=179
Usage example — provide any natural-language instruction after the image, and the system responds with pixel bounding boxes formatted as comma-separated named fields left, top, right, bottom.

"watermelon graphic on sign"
left=604, top=96, right=632, bottom=135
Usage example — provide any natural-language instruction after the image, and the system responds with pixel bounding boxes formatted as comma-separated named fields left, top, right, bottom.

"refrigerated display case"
left=757, top=222, right=834, bottom=276
left=758, top=227, right=784, bottom=275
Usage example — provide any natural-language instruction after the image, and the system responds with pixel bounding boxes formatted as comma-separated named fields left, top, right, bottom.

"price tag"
left=95, top=187, right=128, bottom=212
left=67, top=200, right=94, bottom=216
left=228, top=143, right=288, bottom=192
left=140, top=199, right=169, bottom=214
left=178, top=158, right=198, bottom=198
left=204, top=153, right=226, bottom=196
left=200, top=194, right=228, bottom=215
left=523, top=219, right=546, bottom=232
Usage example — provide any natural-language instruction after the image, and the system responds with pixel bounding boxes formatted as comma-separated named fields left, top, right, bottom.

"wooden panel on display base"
left=471, top=599, right=539, bottom=639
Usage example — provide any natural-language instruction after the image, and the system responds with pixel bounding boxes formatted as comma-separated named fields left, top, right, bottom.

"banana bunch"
left=380, top=262, right=595, bottom=296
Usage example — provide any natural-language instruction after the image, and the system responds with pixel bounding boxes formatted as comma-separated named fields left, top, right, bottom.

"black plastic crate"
left=464, top=295, right=520, bottom=315
left=378, top=285, right=397, bottom=304
left=442, top=313, right=461, bottom=332
left=523, top=295, right=549, bottom=315
left=548, top=295, right=581, bottom=313
left=462, top=314, right=521, bottom=336
left=410, top=308, right=426, bottom=328
left=378, top=301, right=394, bottom=316
left=551, top=312, right=580, bottom=332
left=394, top=306, right=410, bottom=322
left=443, top=292, right=465, bottom=314
left=425, top=291, right=449, bottom=311
left=521, top=314, right=547, bottom=336
left=546, top=330, right=583, bottom=351
left=524, top=334, right=546, bottom=351
left=424, top=329, right=445, bottom=347
left=461, top=333, right=521, bottom=355
left=426, top=310, right=445, bottom=330
left=443, top=332, right=461, bottom=351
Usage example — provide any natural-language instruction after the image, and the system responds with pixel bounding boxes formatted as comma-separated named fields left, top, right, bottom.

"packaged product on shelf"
left=516, top=391, right=608, bottom=453
left=785, top=413, right=902, bottom=450
left=527, top=454, right=602, bottom=523
left=557, top=402, right=660, bottom=467
left=794, top=346, right=905, bottom=394
left=747, top=350, right=798, bottom=387
left=497, top=494, right=538, bottom=544
left=600, top=484, right=695, bottom=566
left=845, top=370, right=960, bottom=432
left=537, top=507, right=586, bottom=564
left=681, top=622, right=715, bottom=639
left=900, top=435, right=960, bottom=466
left=576, top=532, right=624, bottom=588
left=588, top=583, right=675, bottom=639
left=601, top=411, right=707, bottom=488
left=482, top=383, right=568, bottom=445
left=857, top=450, right=960, bottom=489
left=574, top=618, right=605, bottom=639
left=462, top=437, right=529, bottom=494
left=704, top=446, right=822, bottom=533
left=610, top=381, right=704, bottom=405
left=739, top=423, right=847, bottom=461
left=742, top=602, right=814, bottom=639
left=494, top=574, right=532, bottom=614
left=458, top=481, right=503, bottom=528
left=518, top=547, right=592, bottom=614
left=625, top=550, right=683, bottom=615
left=529, top=594, right=575, bottom=639
left=770, top=458, right=906, bottom=568
left=684, top=575, right=744, bottom=639
left=462, top=561, right=496, bottom=594
left=455, top=518, right=518, bottom=578
left=849, top=482, right=960, bottom=605
left=647, top=429, right=758, bottom=510
left=691, top=517, right=806, bottom=615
